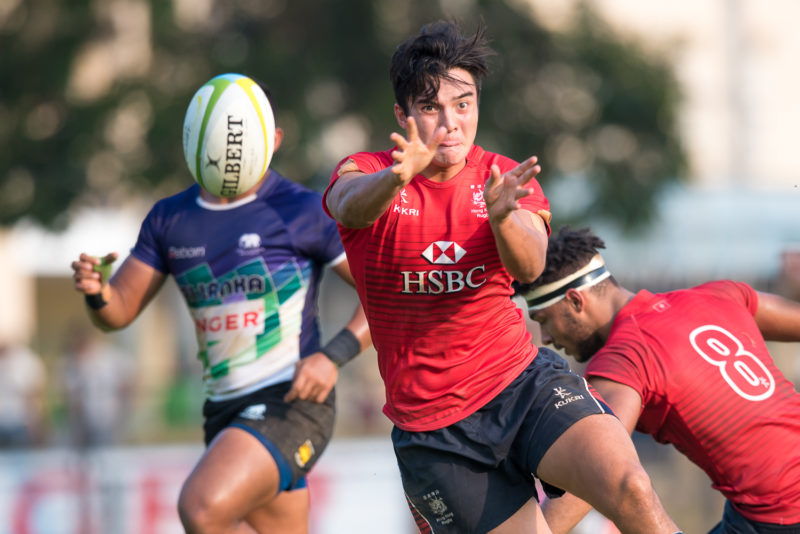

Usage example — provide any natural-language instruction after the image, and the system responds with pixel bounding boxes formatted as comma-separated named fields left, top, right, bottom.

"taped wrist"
left=320, top=329, right=361, bottom=367
left=84, top=292, right=108, bottom=310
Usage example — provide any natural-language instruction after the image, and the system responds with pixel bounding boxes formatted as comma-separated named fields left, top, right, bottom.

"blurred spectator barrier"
left=0, top=437, right=412, bottom=534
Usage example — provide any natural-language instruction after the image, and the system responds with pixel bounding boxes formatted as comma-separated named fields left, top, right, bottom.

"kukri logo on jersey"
left=392, top=188, right=419, bottom=217
left=400, top=241, right=486, bottom=294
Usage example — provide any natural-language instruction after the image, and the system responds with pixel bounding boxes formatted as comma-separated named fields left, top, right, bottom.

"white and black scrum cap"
left=523, top=254, right=611, bottom=312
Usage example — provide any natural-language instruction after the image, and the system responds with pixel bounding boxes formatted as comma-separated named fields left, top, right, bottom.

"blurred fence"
left=0, top=434, right=726, bottom=534
left=0, top=437, right=413, bottom=534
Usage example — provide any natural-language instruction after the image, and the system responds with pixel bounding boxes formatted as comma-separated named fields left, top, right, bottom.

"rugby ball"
left=182, top=73, right=276, bottom=197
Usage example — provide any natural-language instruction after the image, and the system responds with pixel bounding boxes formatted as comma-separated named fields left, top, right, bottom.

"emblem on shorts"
left=239, top=404, right=266, bottom=420
left=553, top=386, right=571, bottom=399
left=422, top=490, right=454, bottom=526
left=429, top=496, right=447, bottom=515
left=553, top=386, right=585, bottom=409
left=294, top=439, right=315, bottom=468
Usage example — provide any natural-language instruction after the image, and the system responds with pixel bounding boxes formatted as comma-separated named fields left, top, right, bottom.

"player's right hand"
left=70, top=252, right=118, bottom=295
left=389, top=117, right=446, bottom=184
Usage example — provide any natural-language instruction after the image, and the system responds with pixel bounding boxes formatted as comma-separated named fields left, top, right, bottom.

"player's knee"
left=613, top=464, right=658, bottom=511
left=178, top=485, right=229, bottom=534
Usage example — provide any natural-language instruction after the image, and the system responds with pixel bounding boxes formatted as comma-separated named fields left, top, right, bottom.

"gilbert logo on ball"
left=183, top=73, right=275, bottom=197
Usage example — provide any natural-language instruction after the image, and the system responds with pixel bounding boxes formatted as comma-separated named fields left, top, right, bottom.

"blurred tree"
left=0, top=0, right=684, bottom=232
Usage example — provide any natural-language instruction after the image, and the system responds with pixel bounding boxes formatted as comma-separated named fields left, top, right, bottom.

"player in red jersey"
left=324, top=20, right=680, bottom=534
left=517, top=226, right=800, bottom=534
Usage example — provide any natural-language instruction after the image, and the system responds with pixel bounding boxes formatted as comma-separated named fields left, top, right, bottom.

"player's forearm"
left=84, top=284, right=137, bottom=331
left=542, top=493, right=594, bottom=534
left=327, top=169, right=405, bottom=228
left=490, top=210, right=547, bottom=283
left=84, top=256, right=166, bottom=332
left=347, top=303, right=371, bottom=353
left=322, top=304, right=371, bottom=368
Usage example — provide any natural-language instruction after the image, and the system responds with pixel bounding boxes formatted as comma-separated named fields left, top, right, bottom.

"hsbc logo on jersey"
left=400, top=241, right=486, bottom=294
left=422, top=241, right=466, bottom=264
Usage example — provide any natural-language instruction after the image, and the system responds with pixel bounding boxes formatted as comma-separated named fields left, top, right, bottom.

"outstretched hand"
left=483, top=156, right=541, bottom=222
left=70, top=252, right=118, bottom=295
left=389, top=117, right=446, bottom=184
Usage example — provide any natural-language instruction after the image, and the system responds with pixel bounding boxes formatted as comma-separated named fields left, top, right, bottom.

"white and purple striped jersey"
left=132, top=171, right=345, bottom=401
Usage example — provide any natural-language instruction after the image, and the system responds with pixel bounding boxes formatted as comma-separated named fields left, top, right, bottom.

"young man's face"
left=398, top=68, right=479, bottom=171
left=530, top=300, right=605, bottom=363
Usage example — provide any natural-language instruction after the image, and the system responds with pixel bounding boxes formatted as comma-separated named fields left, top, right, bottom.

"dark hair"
left=253, top=77, right=277, bottom=121
left=514, top=226, right=609, bottom=295
left=390, top=20, right=493, bottom=114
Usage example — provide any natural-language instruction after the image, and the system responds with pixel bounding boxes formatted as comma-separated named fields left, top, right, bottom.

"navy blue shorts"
left=392, top=348, right=611, bottom=533
left=202, top=381, right=335, bottom=492
left=709, top=501, right=800, bottom=534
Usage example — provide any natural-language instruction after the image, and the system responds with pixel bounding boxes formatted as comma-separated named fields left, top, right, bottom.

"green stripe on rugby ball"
left=183, top=73, right=274, bottom=197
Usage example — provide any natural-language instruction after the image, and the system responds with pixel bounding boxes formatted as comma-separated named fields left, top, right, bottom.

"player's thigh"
left=245, top=487, right=310, bottom=534
left=181, top=426, right=282, bottom=518
left=536, top=412, right=643, bottom=503
left=488, top=498, right=552, bottom=534
left=395, top=434, right=537, bottom=533
left=228, top=384, right=335, bottom=490
left=512, top=347, right=611, bottom=496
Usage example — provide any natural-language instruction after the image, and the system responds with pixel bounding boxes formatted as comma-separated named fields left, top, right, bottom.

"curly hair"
left=514, top=226, right=609, bottom=296
left=390, top=20, right=493, bottom=115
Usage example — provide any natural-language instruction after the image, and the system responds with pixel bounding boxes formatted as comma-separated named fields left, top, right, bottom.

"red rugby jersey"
left=324, top=145, right=551, bottom=431
left=586, top=281, right=800, bottom=524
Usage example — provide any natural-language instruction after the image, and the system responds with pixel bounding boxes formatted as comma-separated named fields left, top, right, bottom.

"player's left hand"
left=284, top=352, right=338, bottom=403
left=483, top=156, right=541, bottom=222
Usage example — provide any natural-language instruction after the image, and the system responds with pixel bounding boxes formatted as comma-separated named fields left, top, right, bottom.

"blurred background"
left=1, top=0, right=799, bottom=532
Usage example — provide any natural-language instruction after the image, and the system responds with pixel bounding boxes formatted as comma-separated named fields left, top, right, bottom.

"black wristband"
left=320, top=329, right=361, bottom=367
left=84, top=292, right=108, bottom=310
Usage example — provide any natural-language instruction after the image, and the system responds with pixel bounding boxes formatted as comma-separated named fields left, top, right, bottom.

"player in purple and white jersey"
left=70, top=81, right=370, bottom=534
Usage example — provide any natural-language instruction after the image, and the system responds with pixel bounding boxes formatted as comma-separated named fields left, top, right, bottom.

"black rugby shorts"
left=709, top=501, right=800, bottom=534
left=202, top=381, right=335, bottom=492
left=392, top=348, right=611, bottom=533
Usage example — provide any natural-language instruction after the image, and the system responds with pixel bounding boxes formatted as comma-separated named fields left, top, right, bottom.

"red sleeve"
left=694, top=280, right=759, bottom=317
left=322, top=151, right=393, bottom=219
left=519, top=186, right=551, bottom=236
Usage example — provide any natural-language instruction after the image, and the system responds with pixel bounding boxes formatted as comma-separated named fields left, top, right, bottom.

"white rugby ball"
left=182, top=73, right=276, bottom=197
